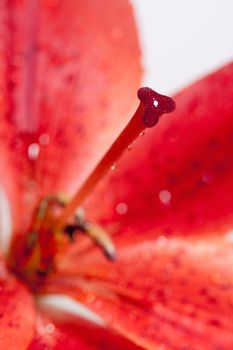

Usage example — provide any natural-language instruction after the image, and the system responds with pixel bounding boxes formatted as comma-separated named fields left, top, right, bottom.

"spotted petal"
left=43, top=62, right=233, bottom=350
left=28, top=309, right=143, bottom=350
left=44, top=236, right=233, bottom=350
left=0, top=255, right=35, bottom=349
left=0, top=0, right=141, bottom=235
left=87, top=62, right=233, bottom=240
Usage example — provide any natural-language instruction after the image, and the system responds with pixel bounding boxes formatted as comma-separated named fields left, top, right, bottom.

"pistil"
left=56, top=87, right=175, bottom=229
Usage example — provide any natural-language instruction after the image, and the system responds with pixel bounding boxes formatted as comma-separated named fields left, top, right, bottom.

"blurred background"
left=132, top=0, right=233, bottom=93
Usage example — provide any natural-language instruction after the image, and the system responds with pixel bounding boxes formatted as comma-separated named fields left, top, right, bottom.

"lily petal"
left=43, top=236, right=233, bottom=350
left=0, top=255, right=35, bottom=349
left=87, top=62, right=233, bottom=239
left=28, top=309, right=143, bottom=350
left=0, top=0, right=141, bottom=233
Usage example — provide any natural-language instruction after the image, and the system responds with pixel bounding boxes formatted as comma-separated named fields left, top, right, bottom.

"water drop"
left=116, top=202, right=128, bottom=215
left=39, top=133, right=50, bottom=145
left=159, top=189, right=171, bottom=205
left=139, top=131, right=145, bottom=136
left=110, top=163, right=116, bottom=171
left=28, top=143, right=40, bottom=160
left=45, top=323, right=55, bottom=334
left=153, top=99, right=158, bottom=107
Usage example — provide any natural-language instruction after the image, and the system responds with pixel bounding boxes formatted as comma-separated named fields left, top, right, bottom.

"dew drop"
left=28, top=143, right=40, bottom=160
left=110, top=163, right=116, bottom=171
left=116, top=202, right=128, bottom=215
left=159, top=190, right=171, bottom=205
left=39, top=133, right=50, bottom=145
left=139, top=131, right=145, bottom=136
left=153, top=99, right=158, bottom=107
left=45, top=323, right=55, bottom=334
left=127, top=140, right=136, bottom=151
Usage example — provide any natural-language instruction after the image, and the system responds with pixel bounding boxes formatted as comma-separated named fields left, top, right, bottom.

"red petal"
left=87, top=62, right=233, bottom=239
left=28, top=310, right=143, bottom=350
left=0, top=0, right=141, bottom=233
left=43, top=236, right=233, bottom=349
left=0, top=256, right=35, bottom=349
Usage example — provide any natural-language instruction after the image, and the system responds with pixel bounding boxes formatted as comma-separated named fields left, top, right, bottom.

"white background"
left=132, top=0, right=233, bottom=94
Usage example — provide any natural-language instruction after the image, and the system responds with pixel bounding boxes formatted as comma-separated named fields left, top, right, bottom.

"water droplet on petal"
left=110, top=163, right=116, bottom=171
left=139, top=131, right=145, bottom=136
left=159, top=190, right=171, bottom=205
left=45, top=323, right=55, bottom=334
left=127, top=144, right=133, bottom=151
left=153, top=99, right=158, bottom=107
left=127, top=140, right=136, bottom=151
left=28, top=143, right=40, bottom=160
left=116, top=202, right=128, bottom=215
left=39, top=133, right=50, bottom=145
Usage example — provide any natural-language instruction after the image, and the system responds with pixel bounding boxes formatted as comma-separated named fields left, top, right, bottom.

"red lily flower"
left=0, top=1, right=233, bottom=350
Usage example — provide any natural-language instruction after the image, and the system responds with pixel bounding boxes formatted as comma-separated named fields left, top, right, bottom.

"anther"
left=64, top=217, right=116, bottom=260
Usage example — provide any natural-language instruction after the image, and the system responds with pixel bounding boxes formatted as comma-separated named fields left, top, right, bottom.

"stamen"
left=64, top=222, right=116, bottom=260
left=56, top=88, right=175, bottom=229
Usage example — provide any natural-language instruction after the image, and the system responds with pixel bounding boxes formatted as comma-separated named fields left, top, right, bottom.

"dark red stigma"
left=137, top=87, right=176, bottom=127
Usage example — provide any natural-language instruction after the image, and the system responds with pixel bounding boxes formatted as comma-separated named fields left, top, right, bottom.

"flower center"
left=8, top=87, right=175, bottom=290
